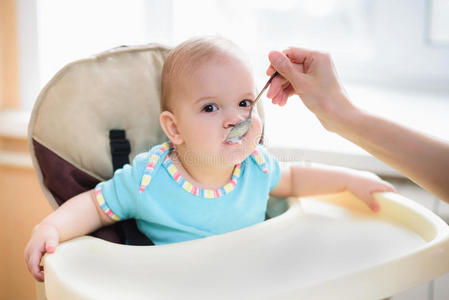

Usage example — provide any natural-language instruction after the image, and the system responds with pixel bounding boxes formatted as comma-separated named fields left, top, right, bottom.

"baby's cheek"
left=249, top=115, right=263, bottom=145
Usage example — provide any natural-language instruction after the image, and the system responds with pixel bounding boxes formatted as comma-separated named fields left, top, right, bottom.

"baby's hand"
left=24, top=224, right=59, bottom=282
left=346, top=170, right=397, bottom=212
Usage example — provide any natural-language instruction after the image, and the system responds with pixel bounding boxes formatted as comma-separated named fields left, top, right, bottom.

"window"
left=18, top=0, right=173, bottom=109
left=428, top=0, right=449, bottom=45
left=15, top=0, right=449, bottom=173
left=22, top=0, right=449, bottom=108
left=171, top=0, right=375, bottom=82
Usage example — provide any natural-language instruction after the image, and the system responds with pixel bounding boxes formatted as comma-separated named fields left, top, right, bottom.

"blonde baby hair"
left=161, top=36, right=250, bottom=112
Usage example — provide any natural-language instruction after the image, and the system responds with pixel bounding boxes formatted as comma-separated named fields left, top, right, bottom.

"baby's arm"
left=24, top=189, right=115, bottom=282
left=270, top=162, right=396, bottom=211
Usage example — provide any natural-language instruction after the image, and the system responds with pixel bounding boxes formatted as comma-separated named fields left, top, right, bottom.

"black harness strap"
left=109, top=129, right=154, bottom=246
left=109, top=130, right=131, bottom=171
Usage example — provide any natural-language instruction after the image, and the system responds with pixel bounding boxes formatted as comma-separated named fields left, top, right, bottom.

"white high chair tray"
left=43, top=192, right=449, bottom=300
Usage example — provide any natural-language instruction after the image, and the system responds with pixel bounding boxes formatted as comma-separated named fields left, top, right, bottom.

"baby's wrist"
left=34, top=223, right=58, bottom=235
left=341, top=168, right=363, bottom=191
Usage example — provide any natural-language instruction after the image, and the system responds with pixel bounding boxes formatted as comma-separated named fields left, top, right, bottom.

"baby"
left=25, top=36, right=396, bottom=282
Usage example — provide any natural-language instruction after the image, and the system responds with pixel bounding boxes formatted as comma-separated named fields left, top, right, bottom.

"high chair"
left=28, top=44, right=449, bottom=300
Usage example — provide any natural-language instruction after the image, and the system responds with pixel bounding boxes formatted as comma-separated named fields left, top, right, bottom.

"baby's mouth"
left=223, top=131, right=247, bottom=145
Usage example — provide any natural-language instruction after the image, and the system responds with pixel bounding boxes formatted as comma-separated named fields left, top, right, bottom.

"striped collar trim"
left=250, top=147, right=269, bottom=174
left=163, top=154, right=241, bottom=199
left=138, top=141, right=171, bottom=193
left=139, top=141, right=268, bottom=195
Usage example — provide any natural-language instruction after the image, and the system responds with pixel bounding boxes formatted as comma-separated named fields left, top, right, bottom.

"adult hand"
left=266, top=47, right=357, bottom=133
left=266, top=47, right=449, bottom=202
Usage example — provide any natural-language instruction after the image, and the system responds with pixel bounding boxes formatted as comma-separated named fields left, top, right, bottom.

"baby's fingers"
left=45, top=237, right=59, bottom=253
left=41, top=224, right=59, bottom=253
left=28, top=247, right=45, bottom=282
left=349, top=190, right=380, bottom=212
left=25, top=225, right=59, bottom=282
left=365, top=194, right=380, bottom=212
left=360, top=184, right=397, bottom=212
left=28, top=235, right=58, bottom=281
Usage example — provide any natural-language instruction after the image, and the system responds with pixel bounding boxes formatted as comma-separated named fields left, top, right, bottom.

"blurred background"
left=1, top=0, right=448, bottom=299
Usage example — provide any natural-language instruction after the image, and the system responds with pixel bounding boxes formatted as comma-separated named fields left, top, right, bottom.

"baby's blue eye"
left=239, top=99, right=252, bottom=107
left=202, top=104, right=218, bottom=113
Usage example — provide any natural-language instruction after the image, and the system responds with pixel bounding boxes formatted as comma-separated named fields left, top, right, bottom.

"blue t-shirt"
left=94, top=141, right=281, bottom=245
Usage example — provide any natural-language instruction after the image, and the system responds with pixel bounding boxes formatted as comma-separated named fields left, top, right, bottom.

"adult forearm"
left=336, top=103, right=449, bottom=202
left=39, top=190, right=106, bottom=242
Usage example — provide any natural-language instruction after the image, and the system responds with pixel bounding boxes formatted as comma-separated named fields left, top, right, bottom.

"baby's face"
left=173, top=55, right=263, bottom=167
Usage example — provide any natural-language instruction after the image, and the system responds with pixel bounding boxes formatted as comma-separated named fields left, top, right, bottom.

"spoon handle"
left=253, top=71, right=278, bottom=106
left=248, top=71, right=279, bottom=119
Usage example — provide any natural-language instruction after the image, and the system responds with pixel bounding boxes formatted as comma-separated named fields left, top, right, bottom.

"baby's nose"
left=223, top=112, right=246, bottom=128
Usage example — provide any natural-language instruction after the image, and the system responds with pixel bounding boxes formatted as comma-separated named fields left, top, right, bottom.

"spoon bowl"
left=225, top=72, right=278, bottom=143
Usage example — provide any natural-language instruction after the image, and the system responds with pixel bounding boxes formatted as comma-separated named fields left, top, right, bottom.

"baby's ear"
left=159, top=111, right=183, bottom=145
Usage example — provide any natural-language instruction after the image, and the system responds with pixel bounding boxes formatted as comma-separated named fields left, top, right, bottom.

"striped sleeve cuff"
left=94, top=183, right=121, bottom=221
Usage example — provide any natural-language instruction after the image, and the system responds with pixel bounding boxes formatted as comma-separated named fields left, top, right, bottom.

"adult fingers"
left=279, top=93, right=288, bottom=106
left=267, top=74, right=293, bottom=98
left=266, top=64, right=276, bottom=76
left=268, top=51, right=307, bottom=92
left=268, top=51, right=295, bottom=80
left=267, top=76, right=283, bottom=99
left=268, top=55, right=305, bottom=75
left=272, top=87, right=283, bottom=105
left=282, top=47, right=314, bottom=64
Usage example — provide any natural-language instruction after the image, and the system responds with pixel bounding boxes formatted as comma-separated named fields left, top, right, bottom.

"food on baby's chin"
left=225, top=137, right=243, bottom=145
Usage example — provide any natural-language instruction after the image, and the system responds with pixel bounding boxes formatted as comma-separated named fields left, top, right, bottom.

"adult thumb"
left=268, top=51, right=299, bottom=83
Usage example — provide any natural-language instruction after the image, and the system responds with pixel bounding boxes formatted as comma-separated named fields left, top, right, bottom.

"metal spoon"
left=225, top=71, right=278, bottom=143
